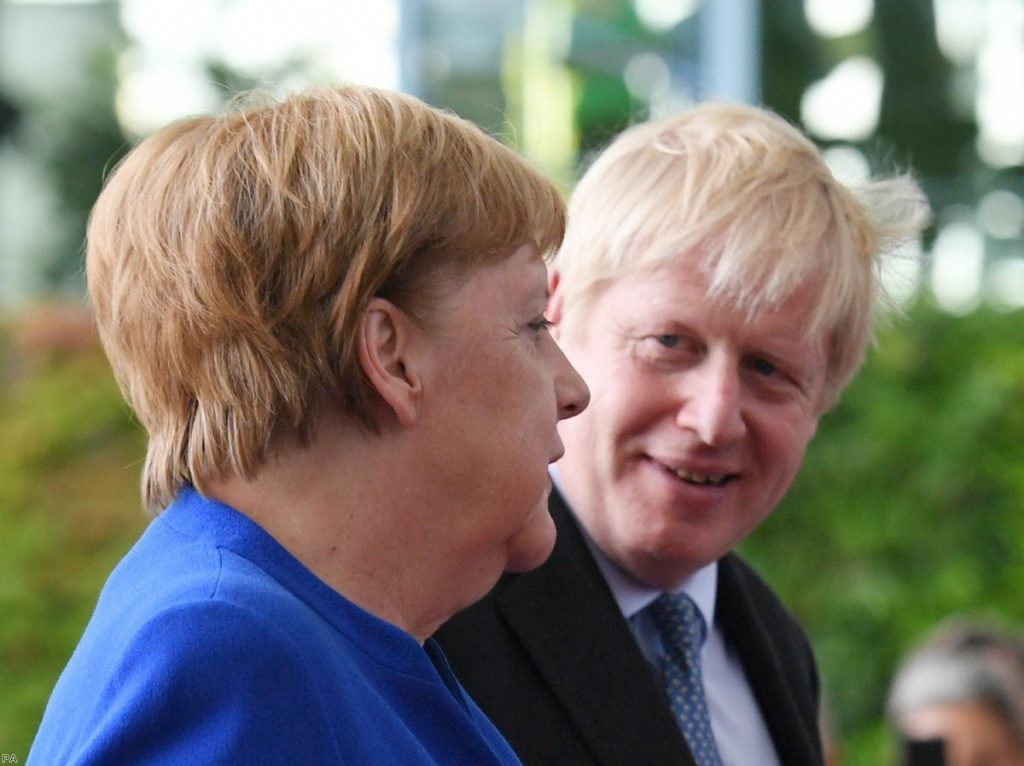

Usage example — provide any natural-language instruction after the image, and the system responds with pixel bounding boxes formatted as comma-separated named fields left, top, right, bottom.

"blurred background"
left=1, top=0, right=1023, bottom=763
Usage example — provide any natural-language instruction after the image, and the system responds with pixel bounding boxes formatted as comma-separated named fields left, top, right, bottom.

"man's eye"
left=528, top=317, right=553, bottom=333
left=655, top=334, right=680, bottom=349
left=749, top=357, right=777, bottom=377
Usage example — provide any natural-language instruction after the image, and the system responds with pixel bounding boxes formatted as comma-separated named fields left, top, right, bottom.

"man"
left=436, top=103, right=930, bottom=765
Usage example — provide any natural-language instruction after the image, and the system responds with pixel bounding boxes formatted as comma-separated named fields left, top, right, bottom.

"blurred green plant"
left=0, top=305, right=146, bottom=760
left=741, top=298, right=1024, bottom=765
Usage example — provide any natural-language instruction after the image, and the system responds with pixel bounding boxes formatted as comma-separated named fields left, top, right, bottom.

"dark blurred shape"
left=902, top=737, right=946, bottom=766
left=760, top=0, right=827, bottom=125
left=874, top=0, right=975, bottom=178
left=37, top=45, right=129, bottom=292
left=568, top=1, right=652, bottom=160
left=0, top=88, right=19, bottom=139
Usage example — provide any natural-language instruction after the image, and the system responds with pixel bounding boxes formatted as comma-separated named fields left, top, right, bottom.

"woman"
left=28, top=84, right=588, bottom=765
left=889, top=618, right=1024, bottom=766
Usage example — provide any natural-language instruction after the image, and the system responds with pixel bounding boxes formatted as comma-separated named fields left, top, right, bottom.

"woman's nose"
left=554, top=347, right=590, bottom=420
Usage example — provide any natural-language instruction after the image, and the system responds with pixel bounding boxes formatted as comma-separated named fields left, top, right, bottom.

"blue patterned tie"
left=650, top=592, right=724, bottom=766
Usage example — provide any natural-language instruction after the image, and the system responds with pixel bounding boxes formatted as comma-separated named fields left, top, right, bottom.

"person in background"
left=28, top=83, right=589, bottom=765
left=888, top=618, right=1024, bottom=766
left=820, top=691, right=846, bottom=766
left=436, top=102, right=930, bottom=766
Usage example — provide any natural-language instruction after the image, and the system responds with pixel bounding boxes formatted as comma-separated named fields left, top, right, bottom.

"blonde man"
left=438, top=103, right=930, bottom=766
left=29, top=85, right=589, bottom=765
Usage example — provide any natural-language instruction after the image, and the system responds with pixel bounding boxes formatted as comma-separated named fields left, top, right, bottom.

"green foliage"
left=0, top=309, right=146, bottom=760
left=32, top=45, right=129, bottom=294
left=740, top=300, right=1024, bottom=765
left=568, top=0, right=666, bottom=160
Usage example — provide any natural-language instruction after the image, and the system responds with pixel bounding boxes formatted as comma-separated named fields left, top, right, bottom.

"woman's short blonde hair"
left=554, top=102, right=931, bottom=409
left=87, top=84, right=566, bottom=513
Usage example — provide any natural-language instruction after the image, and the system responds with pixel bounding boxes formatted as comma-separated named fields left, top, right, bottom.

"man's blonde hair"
left=87, top=85, right=566, bottom=513
left=555, top=102, right=931, bottom=408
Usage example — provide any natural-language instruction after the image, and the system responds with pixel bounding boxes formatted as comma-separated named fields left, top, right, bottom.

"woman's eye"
left=655, top=334, right=680, bottom=349
left=528, top=317, right=552, bottom=333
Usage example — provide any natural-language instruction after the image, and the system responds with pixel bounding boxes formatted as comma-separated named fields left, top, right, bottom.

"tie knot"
left=651, top=592, right=706, bottom=657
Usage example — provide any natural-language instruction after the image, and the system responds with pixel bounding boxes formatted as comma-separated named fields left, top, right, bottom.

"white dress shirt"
left=549, top=469, right=783, bottom=766
left=584, top=537, right=781, bottom=766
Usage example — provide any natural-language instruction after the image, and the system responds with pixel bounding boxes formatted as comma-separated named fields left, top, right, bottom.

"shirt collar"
left=550, top=466, right=719, bottom=637
left=585, top=533, right=719, bottom=635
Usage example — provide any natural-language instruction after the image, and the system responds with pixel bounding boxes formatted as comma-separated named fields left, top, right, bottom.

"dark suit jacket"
left=436, top=490, right=824, bottom=766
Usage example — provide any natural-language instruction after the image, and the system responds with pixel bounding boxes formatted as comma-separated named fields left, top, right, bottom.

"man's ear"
left=358, top=298, right=423, bottom=428
left=546, top=269, right=564, bottom=340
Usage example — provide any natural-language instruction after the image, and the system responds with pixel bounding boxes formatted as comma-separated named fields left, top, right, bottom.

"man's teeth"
left=672, top=468, right=728, bottom=486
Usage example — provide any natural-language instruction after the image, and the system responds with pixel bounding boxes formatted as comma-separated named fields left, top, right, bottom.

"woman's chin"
left=503, top=511, right=557, bottom=574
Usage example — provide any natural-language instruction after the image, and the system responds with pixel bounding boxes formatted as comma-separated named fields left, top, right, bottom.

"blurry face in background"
left=421, top=244, right=589, bottom=605
left=900, top=702, right=1024, bottom=766
left=550, top=258, right=827, bottom=590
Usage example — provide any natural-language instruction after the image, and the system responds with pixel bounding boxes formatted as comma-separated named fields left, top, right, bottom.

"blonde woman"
left=29, top=85, right=588, bottom=765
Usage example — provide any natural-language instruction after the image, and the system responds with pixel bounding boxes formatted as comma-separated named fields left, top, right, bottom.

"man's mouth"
left=669, top=466, right=734, bottom=487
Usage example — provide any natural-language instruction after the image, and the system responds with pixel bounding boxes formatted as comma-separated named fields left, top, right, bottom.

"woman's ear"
left=358, top=298, right=423, bottom=428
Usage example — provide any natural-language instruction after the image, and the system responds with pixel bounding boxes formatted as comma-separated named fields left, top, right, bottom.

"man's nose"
left=675, top=352, right=746, bottom=446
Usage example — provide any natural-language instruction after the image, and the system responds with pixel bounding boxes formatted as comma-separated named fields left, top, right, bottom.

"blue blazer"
left=436, top=489, right=824, bottom=766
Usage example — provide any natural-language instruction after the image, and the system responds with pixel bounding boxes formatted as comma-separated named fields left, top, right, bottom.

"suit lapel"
left=494, top=492, right=695, bottom=766
left=717, top=555, right=823, bottom=766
